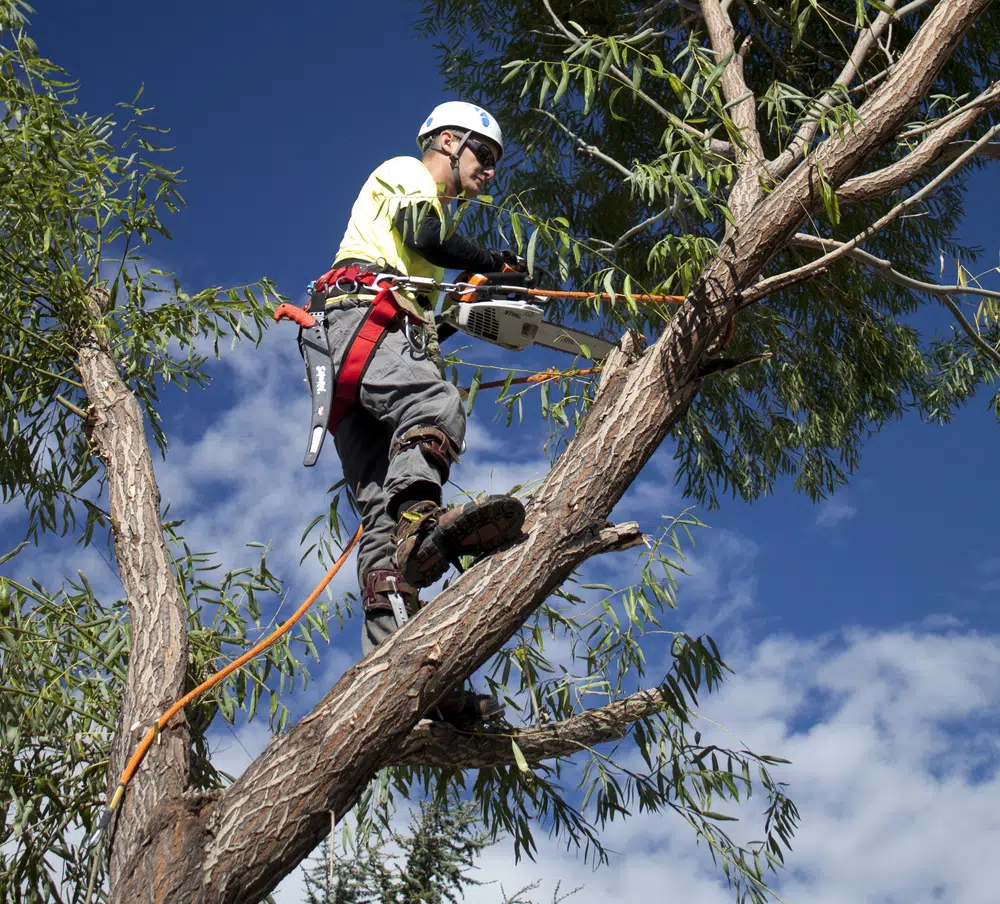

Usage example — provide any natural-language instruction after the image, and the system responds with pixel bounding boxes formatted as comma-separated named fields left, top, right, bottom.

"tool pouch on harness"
left=273, top=264, right=428, bottom=467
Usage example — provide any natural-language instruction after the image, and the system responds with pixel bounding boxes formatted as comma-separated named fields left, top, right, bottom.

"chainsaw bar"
left=533, top=320, right=615, bottom=359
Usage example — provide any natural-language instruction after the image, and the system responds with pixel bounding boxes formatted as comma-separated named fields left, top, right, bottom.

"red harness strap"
left=308, top=265, right=422, bottom=435
left=326, top=284, right=401, bottom=433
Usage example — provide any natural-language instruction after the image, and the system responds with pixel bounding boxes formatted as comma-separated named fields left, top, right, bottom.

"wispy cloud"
left=815, top=497, right=858, bottom=528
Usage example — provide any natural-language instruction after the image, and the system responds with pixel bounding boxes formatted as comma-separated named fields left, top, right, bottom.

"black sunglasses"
left=464, top=136, right=498, bottom=170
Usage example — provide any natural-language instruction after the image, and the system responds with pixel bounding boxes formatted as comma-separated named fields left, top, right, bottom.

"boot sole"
left=402, top=496, right=525, bottom=588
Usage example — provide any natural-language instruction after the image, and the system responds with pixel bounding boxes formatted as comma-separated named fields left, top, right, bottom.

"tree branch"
left=531, top=107, right=635, bottom=182
left=393, top=687, right=680, bottom=768
left=769, top=0, right=901, bottom=179
left=699, top=0, right=766, bottom=224
left=745, top=121, right=1000, bottom=302
left=610, top=207, right=673, bottom=250
left=838, top=80, right=1000, bottom=205
left=788, top=234, right=1000, bottom=368
left=937, top=294, right=1000, bottom=368
left=540, top=0, right=735, bottom=159
left=789, top=233, right=1000, bottom=303
left=77, top=288, right=193, bottom=891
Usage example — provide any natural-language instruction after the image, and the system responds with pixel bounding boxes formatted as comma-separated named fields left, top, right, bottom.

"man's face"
left=441, top=130, right=499, bottom=197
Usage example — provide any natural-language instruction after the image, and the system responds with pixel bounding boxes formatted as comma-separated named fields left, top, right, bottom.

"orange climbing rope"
left=472, top=366, right=604, bottom=392
left=524, top=288, right=685, bottom=304
left=101, top=524, right=363, bottom=823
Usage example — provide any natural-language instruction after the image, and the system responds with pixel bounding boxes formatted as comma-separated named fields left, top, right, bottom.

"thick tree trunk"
left=100, top=2, right=993, bottom=901
left=75, top=290, right=194, bottom=892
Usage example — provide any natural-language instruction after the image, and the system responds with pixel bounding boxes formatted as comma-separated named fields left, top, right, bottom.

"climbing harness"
left=98, top=525, right=363, bottom=832
left=273, top=265, right=428, bottom=467
left=273, top=267, right=723, bottom=468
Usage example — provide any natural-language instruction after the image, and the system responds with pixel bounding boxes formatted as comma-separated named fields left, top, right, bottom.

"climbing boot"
left=427, top=687, right=505, bottom=728
left=393, top=495, right=526, bottom=589
left=362, top=568, right=420, bottom=629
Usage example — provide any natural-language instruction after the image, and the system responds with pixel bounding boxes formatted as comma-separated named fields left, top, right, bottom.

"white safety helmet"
left=416, top=101, right=504, bottom=161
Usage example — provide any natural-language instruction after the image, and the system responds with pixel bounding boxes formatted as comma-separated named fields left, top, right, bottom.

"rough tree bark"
left=75, top=289, right=195, bottom=895
left=94, top=1, right=995, bottom=902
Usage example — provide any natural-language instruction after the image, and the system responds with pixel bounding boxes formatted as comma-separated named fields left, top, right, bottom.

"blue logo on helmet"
left=424, top=116, right=434, bottom=128
left=475, top=107, right=490, bottom=127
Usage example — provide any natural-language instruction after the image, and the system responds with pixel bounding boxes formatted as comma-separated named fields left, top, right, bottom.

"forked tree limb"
left=105, top=3, right=996, bottom=903
left=393, top=686, right=682, bottom=768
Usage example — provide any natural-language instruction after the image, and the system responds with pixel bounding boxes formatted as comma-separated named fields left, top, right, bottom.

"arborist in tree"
left=284, top=102, right=529, bottom=724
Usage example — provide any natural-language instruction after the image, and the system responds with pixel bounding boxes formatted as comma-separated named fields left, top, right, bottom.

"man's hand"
left=490, top=249, right=529, bottom=273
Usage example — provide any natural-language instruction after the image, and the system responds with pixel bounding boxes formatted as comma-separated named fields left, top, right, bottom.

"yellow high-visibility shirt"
left=335, top=156, right=446, bottom=287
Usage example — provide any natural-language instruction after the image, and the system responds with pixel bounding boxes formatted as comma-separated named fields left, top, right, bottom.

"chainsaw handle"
left=274, top=303, right=316, bottom=329
left=450, top=272, right=490, bottom=303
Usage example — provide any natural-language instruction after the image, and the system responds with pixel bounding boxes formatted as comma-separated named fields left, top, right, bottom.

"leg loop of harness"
left=362, top=568, right=419, bottom=630
left=390, top=426, right=461, bottom=479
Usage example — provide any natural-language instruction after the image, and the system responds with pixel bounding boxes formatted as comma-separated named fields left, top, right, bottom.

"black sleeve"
left=393, top=203, right=497, bottom=273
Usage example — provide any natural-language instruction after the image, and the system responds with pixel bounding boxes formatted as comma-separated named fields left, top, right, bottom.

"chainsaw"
left=382, top=272, right=617, bottom=360
left=275, top=268, right=620, bottom=467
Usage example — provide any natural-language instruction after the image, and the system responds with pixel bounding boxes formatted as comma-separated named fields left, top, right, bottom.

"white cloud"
left=257, top=626, right=1000, bottom=904
left=815, top=497, right=858, bottom=528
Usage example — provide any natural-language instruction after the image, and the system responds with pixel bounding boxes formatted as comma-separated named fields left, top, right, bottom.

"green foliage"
left=304, top=799, right=495, bottom=904
left=0, top=525, right=332, bottom=903
left=418, top=0, right=1000, bottom=506
left=0, top=570, right=123, bottom=904
left=305, top=798, right=579, bottom=904
left=0, top=4, right=313, bottom=900
left=0, top=5, right=279, bottom=542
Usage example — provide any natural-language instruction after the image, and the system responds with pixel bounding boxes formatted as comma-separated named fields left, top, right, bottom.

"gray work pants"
left=324, top=303, right=466, bottom=655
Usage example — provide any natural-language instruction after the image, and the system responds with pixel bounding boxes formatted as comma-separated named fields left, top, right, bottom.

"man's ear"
left=437, top=130, right=455, bottom=154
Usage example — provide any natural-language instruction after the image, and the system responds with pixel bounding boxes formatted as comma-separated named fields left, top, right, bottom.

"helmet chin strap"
left=431, top=130, right=472, bottom=198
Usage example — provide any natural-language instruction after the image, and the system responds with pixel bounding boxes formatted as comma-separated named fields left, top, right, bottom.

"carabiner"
left=405, top=318, right=427, bottom=356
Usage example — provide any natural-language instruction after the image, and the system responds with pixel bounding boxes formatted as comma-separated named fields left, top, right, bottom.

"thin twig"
left=938, top=294, right=1000, bottom=368
left=789, top=234, right=1000, bottom=369
left=611, top=207, right=673, bottom=250
left=531, top=107, right=635, bottom=181
left=540, top=0, right=735, bottom=158
left=899, top=81, right=1000, bottom=140
left=770, top=0, right=901, bottom=179
left=789, top=233, right=1000, bottom=303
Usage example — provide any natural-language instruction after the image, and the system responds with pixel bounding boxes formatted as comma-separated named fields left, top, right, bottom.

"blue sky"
left=6, top=2, right=1000, bottom=903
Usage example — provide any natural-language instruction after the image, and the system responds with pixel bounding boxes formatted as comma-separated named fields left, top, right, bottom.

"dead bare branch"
left=393, top=686, right=683, bottom=768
